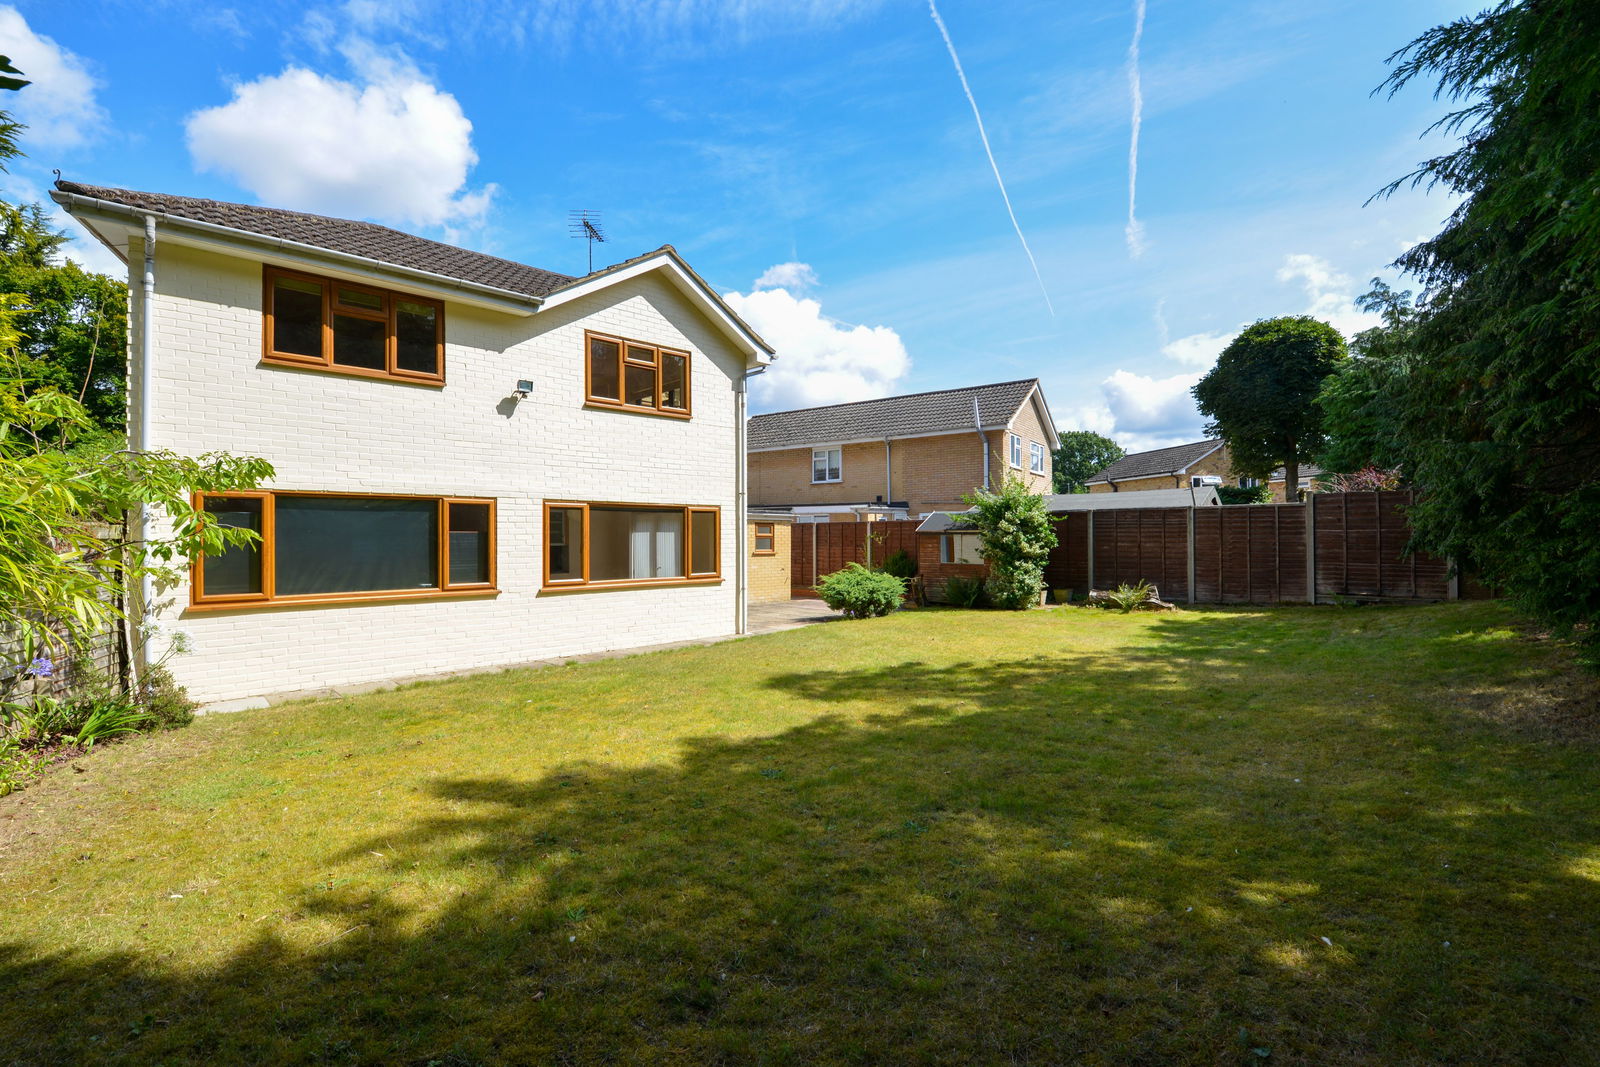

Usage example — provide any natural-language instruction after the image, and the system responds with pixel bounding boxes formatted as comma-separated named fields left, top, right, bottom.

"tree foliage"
left=963, top=475, right=1057, bottom=610
left=1315, top=280, right=1417, bottom=477
left=1192, top=316, right=1347, bottom=502
left=0, top=203, right=128, bottom=436
left=1377, top=0, right=1600, bottom=649
left=1052, top=430, right=1124, bottom=494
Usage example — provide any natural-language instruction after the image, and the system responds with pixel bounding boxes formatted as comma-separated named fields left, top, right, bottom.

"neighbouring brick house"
left=747, top=379, right=1057, bottom=520
left=54, top=180, right=775, bottom=708
left=1086, top=438, right=1320, bottom=502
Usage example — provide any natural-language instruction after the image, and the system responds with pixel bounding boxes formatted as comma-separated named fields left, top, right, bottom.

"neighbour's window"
left=585, top=331, right=691, bottom=416
left=940, top=532, right=983, bottom=565
left=263, top=267, right=444, bottom=384
left=543, top=502, right=720, bottom=588
left=1029, top=441, right=1046, bottom=474
left=1238, top=477, right=1260, bottom=489
left=812, top=448, right=842, bottom=483
left=192, top=492, right=494, bottom=607
left=753, top=523, right=776, bottom=555
left=1008, top=433, right=1023, bottom=468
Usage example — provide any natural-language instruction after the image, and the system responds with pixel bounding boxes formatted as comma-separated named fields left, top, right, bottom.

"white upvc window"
left=940, top=532, right=983, bottom=564
left=1029, top=441, right=1046, bottom=474
left=811, top=447, right=842, bottom=483
left=1008, top=433, right=1023, bottom=468
left=1238, top=476, right=1260, bottom=489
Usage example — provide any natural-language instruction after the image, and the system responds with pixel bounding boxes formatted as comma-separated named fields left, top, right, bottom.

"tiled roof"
left=1086, top=438, right=1224, bottom=483
left=54, top=180, right=575, bottom=300
left=748, top=379, right=1040, bottom=451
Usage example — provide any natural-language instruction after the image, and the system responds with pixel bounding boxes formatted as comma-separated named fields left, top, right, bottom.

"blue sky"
left=7, top=0, right=1473, bottom=447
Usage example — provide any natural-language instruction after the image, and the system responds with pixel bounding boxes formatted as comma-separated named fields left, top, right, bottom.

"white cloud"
left=725, top=277, right=910, bottom=411
left=1084, top=252, right=1382, bottom=451
left=0, top=6, right=106, bottom=148
left=1276, top=253, right=1381, bottom=339
left=753, top=261, right=818, bottom=292
left=184, top=46, right=492, bottom=227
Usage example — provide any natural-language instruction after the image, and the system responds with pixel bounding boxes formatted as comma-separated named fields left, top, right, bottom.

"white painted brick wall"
left=139, top=240, right=745, bottom=704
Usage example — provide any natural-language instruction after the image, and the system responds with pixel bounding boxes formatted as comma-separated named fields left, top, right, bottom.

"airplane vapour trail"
left=1125, top=0, right=1148, bottom=258
left=927, top=0, right=1055, bottom=317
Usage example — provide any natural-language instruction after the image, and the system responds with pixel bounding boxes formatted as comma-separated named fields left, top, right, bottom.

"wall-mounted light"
left=513, top=379, right=534, bottom=399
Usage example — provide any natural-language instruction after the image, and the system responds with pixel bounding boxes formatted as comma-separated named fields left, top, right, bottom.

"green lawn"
left=3, top=603, right=1598, bottom=1064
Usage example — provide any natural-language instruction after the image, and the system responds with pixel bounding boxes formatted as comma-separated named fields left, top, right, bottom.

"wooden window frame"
left=262, top=266, right=446, bottom=386
left=1029, top=441, right=1047, bottom=475
left=541, top=500, right=722, bottom=591
left=752, top=522, right=776, bottom=556
left=811, top=447, right=842, bottom=484
left=190, top=490, right=495, bottom=610
left=583, top=330, right=692, bottom=418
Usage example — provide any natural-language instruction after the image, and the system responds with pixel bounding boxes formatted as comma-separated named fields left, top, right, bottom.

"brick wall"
left=139, top=239, right=749, bottom=705
left=750, top=389, right=1053, bottom=517
left=747, top=519, right=791, bottom=603
left=917, top=533, right=987, bottom=602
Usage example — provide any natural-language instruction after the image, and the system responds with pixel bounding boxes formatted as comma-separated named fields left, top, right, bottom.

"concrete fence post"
left=1186, top=506, right=1196, bottom=604
left=1305, top=492, right=1317, bottom=605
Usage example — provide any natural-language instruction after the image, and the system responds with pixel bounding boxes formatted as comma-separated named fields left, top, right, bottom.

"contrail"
left=927, top=0, right=1054, bottom=317
left=1125, top=0, right=1148, bottom=258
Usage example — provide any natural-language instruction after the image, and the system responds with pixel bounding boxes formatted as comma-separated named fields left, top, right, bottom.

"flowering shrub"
left=962, top=476, right=1058, bottom=610
left=1329, top=466, right=1403, bottom=492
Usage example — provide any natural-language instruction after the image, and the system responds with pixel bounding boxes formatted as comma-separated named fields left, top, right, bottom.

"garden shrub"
left=881, top=548, right=918, bottom=579
left=817, top=563, right=905, bottom=619
left=1218, top=484, right=1273, bottom=505
left=963, top=475, right=1059, bottom=610
left=943, top=575, right=985, bottom=608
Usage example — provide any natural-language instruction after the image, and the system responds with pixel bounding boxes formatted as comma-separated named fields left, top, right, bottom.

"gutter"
left=735, top=370, right=756, bottom=636
left=51, top=188, right=544, bottom=314
left=133, top=215, right=156, bottom=691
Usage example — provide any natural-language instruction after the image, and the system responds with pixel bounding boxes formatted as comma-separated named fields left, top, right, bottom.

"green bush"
left=816, top=563, right=905, bottom=619
left=943, top=576, right=985, bottom=608
left=963, top=476, right=1058, bottom=610
left=138, top=663, right=197, bottom=729
left=1218, top=484, right=1273, bottom=505
left=1100, top=581, right=1156, bottom=613
left=881, top=548, right=918, bottom=579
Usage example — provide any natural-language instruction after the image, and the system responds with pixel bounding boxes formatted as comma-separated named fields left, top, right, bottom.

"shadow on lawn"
left=4, top=608, right=1599, bottom=1064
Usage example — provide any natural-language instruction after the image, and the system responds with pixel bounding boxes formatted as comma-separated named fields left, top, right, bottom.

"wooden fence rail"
left=790, top=492, right=1480, bottom=605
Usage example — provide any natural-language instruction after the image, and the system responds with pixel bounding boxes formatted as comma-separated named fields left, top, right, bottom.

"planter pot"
left=1052, top=587, right=1073, bottom=604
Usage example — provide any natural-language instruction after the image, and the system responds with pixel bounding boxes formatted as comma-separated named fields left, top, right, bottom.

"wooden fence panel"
left=1086, top=509, right=1190, bottom=601
left=790, top=519, right=923, bottom=593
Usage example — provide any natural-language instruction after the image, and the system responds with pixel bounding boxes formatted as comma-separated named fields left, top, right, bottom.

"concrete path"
left=748, top=599, right=841, bottom=634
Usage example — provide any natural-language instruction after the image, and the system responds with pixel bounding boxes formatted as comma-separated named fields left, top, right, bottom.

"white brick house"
left=52, top=182, right=773, bottom=708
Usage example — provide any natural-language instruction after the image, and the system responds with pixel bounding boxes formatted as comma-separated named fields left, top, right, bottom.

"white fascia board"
left=538, top=253, right=772, bottom=366
left=52, top=191, right=542, bottom=316
left=1025, top=383, right=1059, bottom=443
left=748, top=425, right=1003, bottom=453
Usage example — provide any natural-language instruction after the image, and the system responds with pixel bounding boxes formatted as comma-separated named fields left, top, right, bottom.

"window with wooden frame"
left=752, top=522, right=776, bottom=555
left=191, top=491, right=494, bottom=608
left=584, top=331, right=691, bottom=416
left=263, top=267, right=445, bottom=384
left=543, top=501, right=720, bottom=589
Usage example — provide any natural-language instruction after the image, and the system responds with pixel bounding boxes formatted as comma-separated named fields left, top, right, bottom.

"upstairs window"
left=1029, top=441, right=1046, bottom=474
left=263, top=267, right=444, bottom=384
left=585, top=331, right=691, bottom=417
left=811, top=447, right=842, bottom=483
left=1008, top=433, right=1023, bottom=468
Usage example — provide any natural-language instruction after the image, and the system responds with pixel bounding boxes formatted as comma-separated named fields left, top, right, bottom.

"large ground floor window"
left=191, top=492, right=496, bottom=608
left=544, top=501, right=720, bottom=589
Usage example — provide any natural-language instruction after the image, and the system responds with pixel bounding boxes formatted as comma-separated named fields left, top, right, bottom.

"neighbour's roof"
left=1085, top=438, right=1224, bottom=484
left=55, top=181, right=576, bottom=300
left=748, top=379, right=1042, bottom=451
left=1045, top=487, right=1220, bottom=511
left=916, top=512, right=980, bottom=534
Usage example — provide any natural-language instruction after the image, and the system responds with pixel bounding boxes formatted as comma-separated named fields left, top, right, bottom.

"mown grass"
left=2, top=602, right=1598, bottom=1064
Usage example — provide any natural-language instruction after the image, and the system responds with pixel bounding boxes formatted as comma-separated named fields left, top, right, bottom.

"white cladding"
left=139, top=239, right=745, bottom=704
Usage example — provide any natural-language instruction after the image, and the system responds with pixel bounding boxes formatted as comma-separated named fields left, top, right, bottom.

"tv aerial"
left=568, top=210, right=607, bottom=273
